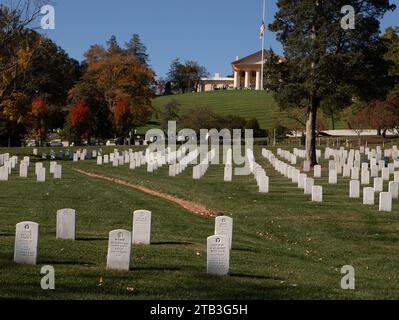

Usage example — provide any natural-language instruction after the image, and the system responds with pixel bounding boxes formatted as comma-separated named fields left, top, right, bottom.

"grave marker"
left=132, top=210, right=151, bottom=245
left=56, top=209, right=76, bottom=240
left=215, top=216, right=233, bottom=249
left=207, top=235, right=230, bottom=276
left=106, top=230, right=132, bottom=271
left=14, top=222, right=39, bottom=265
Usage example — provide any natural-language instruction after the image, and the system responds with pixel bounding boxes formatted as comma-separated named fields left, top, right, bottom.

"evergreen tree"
left=268, top=0, right=396, bottom=165
left=106, top=35, right=122, bottom=54
left=382, top=26, right=399, bottom=95
left=125, top=34, right=150, bottom=66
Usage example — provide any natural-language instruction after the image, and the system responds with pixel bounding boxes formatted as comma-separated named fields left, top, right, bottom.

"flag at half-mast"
left=259, top=20, right=265, bottom=39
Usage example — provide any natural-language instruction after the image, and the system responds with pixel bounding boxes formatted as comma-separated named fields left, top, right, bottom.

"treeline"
left=0, top=3, right=155, bottom=146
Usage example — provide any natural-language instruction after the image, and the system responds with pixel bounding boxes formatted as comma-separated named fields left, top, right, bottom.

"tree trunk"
left=306, top=98, right=318, bottom=166
left=331, top=112, right=335, bottom=130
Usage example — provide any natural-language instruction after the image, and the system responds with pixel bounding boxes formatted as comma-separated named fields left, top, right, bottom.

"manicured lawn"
left=0, top=145, right=399, bottom=300
left=150, top=91, right=347, bottom=133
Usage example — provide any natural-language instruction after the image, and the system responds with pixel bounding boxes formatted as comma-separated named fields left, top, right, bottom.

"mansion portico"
left=197, top=50, right=283, bottom=92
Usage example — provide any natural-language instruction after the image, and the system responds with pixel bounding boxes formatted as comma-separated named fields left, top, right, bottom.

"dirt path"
left=75, top=169, right=217, bottom=218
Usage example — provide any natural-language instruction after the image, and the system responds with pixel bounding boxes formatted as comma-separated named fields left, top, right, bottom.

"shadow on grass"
left=229, top=273, right=285, bottom=281
left=76, top=237, right=108, bottom=242
left=150, top=241, right=194, bottom=246
left=233, top=247, right=261, bottom=253
left=40, top=260, right=95, bottom=266
left=132, top=266, right=181, bottom=272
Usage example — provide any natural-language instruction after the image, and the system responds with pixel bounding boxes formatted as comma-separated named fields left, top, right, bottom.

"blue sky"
left=39, top=0, right=399, bottom=78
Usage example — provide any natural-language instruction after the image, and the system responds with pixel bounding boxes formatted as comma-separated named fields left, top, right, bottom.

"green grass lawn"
left=150, top=91, right=347, bottom=133
left=0, top=145, right=399, bottom=300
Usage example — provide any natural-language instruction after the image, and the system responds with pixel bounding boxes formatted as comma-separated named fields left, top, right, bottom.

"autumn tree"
left=112, top=96, right=132, bottom=137
left=68, top=37, right=155, bottom=141
left=1, top=2, right=80, bottom=146
left=69, top=100, right=92, bottom=143
left=29, top=96, right=48, bottom=142
left=267, top=0, right=396, bottom=165
left=349, top=95, right=399, bottom=137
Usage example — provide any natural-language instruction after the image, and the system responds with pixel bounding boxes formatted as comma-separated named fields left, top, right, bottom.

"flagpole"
left=260, top=0, right=266, bottom=90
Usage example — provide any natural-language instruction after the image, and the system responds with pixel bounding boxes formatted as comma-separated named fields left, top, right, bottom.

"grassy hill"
left=149, top=90, right=346, bottom=134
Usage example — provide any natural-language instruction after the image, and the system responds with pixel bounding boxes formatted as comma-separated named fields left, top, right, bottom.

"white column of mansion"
left=232, top=50, right=266, bottom=91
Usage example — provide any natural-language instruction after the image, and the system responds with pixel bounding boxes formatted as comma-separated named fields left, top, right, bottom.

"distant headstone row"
left=273, top=145, right=398, bottom=212
left=263, top=149, right=323, bottom=203
left=0, top=154, right=62, bottom=182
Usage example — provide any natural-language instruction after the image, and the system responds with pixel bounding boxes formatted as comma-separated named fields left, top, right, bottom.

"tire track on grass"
left=75, top=169, right=217, bottom=218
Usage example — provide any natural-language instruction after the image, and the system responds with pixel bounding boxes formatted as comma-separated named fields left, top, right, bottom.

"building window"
left=252, top=71, right=256, bottom=77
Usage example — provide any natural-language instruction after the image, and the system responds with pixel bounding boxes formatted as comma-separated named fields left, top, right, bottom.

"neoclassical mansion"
left=197, top=50, right=283, bottom=92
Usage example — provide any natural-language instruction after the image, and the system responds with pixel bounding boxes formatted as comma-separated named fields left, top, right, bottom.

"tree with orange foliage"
left=69, top=100, right=92, bottom=143
left=349, top=95, right=399, bottom=138
left=30, top=96, right=48, bottom=143
left=112, top=96, right=131, bottom=136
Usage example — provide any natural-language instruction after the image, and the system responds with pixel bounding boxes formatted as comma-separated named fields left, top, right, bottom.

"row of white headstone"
left=264, top=149, right=323, bottom=202
left=0, top=154, right=62, bottom=181
left=246, top=148, right=269, bottom=193
left=14, top=209, right=235, bottom=277
left=276, top=146, right=398, bottom=211
left=13, top=209, right=152, bottom=267
left=73, top=149, right=99, bottom=162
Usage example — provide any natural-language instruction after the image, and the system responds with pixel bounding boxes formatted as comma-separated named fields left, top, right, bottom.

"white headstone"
left=329, top=169, right=337, bottom=184
left=19, top=162, right=28, bottom=178
left=343, top=164, right=351, bottom=178
left=14, top=222, right=39, bottom=265
left=215, top=216, right=233, bottom=249
left=112, top=156, right=119, bottom=167
left=304, top=178, right=314, bottom=195
left=53, top=165, right=62, bottom=179
left=129, top=160, right=136, bottom=170
left=298, top=174, right=307, bottom=189
left=379, top=192, right=392, bottom=212
left=104, top=155, right=109, bottom=164
left=389, top=181, right=399, bottom=200
left=371, top=165, right=379, bottom=178
left=314, top=165, right=321, bottom=178
left=350, top=180, right=360, bottom=198
left=132, top=210, right=151, bottom=245
left=37, top=167, right=46, bottom=182
left=207, top=235, right=230, bottom=276
left=363, top=187, right=375, bottom=205
left=224, top=165, right=233, bottom=182
left=374, top=178, right=383, bottom=192
left=312, top=186, right=323, bottom=202
left=56, top=209, right=76, bottom=240
left=361, top=170, right=370, bottom=185
left=106, top=230, right=132, bottom=271
left=97, top=156, right=103, bottom=165
left=49, top=161, right=57, bottom=174
left=382, top=168, right=390, bottom=181
left=303, top=161, right=310, bottom=173
left=351, top=167, right=359, bottom=180
left=259, top=176, right=269, bottom=193
left=0, top=166, right=9, bottom=181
